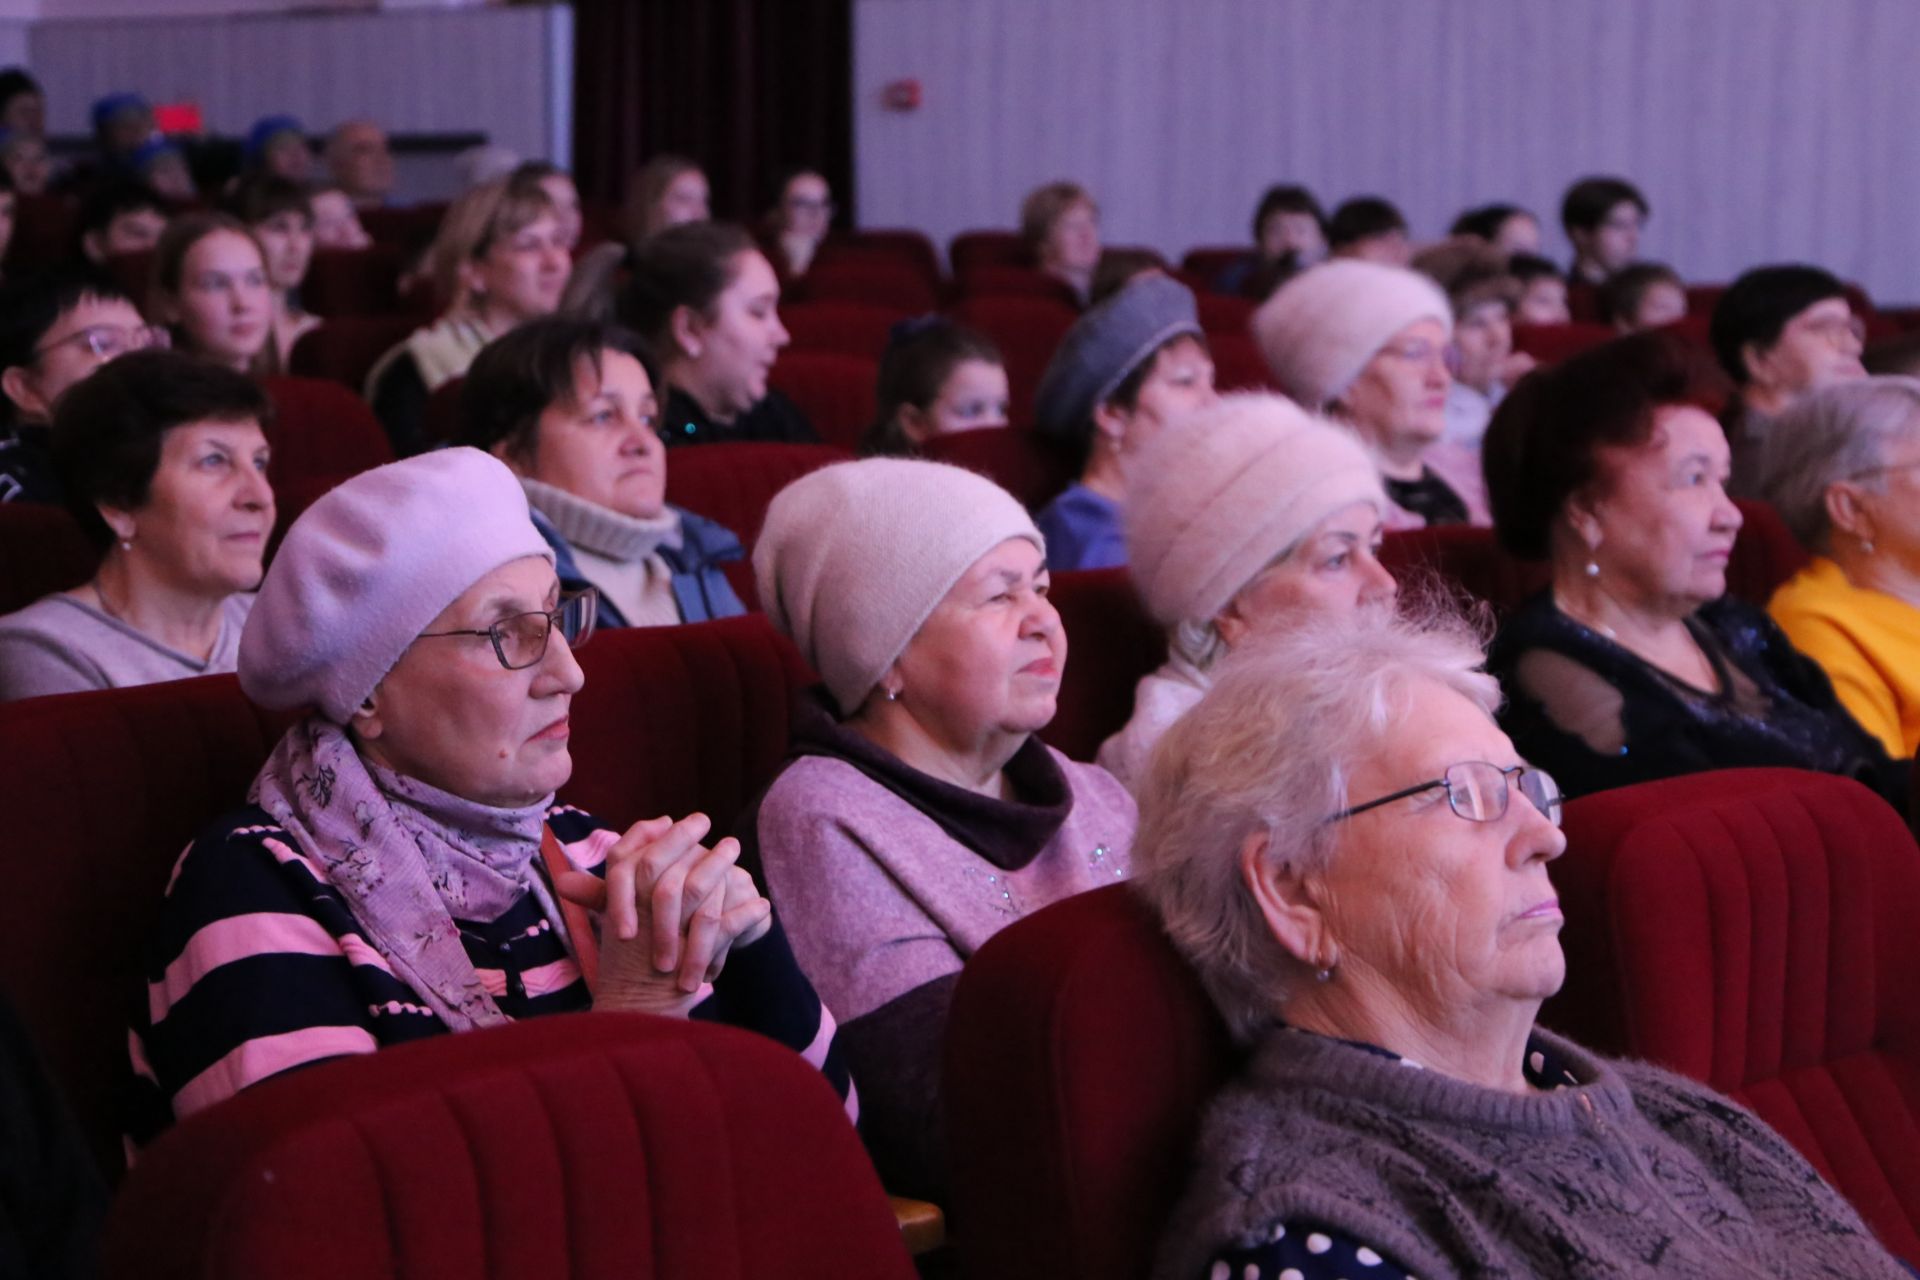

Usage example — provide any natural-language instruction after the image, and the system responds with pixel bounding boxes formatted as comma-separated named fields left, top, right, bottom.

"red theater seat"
left=919, top=426, right=1075, bottom=511
left=793, top=257, right=939, bottom=313
left=946, top=882, right=1234, bottom=1280
left=1512, top=321, right=1619, bottom=365
left=1208, top=329, right=1276, bottom=392
left=360, top=201, right=448, bottom=255
left=105, top=1013, right=912, bottom=1280
left=766, top=351, right=878, bottom=450
left=956, top=264, right=1081, bottom=307
left=664, top=441, right=852, bottom=551
left=1180, top=245, right=1247, bottom=284
left=948, top=295, right=1079, bottom=427
left=288, top=315, right=418, bottom=391
left=819, top=228, right=943, bottom=289
left=949, top=229, right=1029, bottom=276
left=783, top=299, right=908, bottom=362
left=298, top=245, right=404, bottom=317
left=261, top=375, right=396, bottom=484
left=1544, top=768, right=1920, bottom=1261
left=1040, top=567, right=1164, bottom=763
left=1196, top=291, right=1254, bottom=335
left=0, top=502, right=100, bottom=615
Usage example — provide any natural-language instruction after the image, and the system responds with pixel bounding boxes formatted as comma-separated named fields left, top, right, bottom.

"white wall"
left=855, top=0, right=1920, bottom=302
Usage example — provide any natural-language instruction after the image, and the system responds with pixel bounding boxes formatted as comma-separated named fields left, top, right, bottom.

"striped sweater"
left=130, top=802, right=855, bottom=1145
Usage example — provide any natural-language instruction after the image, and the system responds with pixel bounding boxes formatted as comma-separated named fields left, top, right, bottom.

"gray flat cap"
left=1033, top=273, right=1203, bottom=438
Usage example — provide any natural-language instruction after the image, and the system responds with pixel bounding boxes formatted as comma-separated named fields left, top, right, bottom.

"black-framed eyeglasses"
left=416, top=588, right=597, bottom=671
left=1326, top=760, right=1563, bottom=828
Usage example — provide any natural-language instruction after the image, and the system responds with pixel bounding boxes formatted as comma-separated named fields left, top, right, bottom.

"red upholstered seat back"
left=105, top=1013, right=913, bottom=1280
left=360, top=201, right=448, bottom=257
left=260, top=374, right=395, bottom=484
left=919, top=426, right=1075, bottom=511
left=1544, top=767, right=1920, bottom=1260
left=949, top=229, right=1029, bottom=276
left=818, top=228, right=943, bottom=291
left=1725, top=497, right=1810, bottom=602
left=1040, top=567, right=1164, bottom=762
left=287, top=314, right=418, bottom=390
left=793, top=257, right=939, bottom=313
left=1195, top=291, right=1255, bottom=335
left=663, top=441, right=852, bottom=551
left=1512, top=321, right=1619, bottom=365
left=1208, top=329, right=1278, bottom=392
left=946, top=883, right=1234, bottom=1280
left=0, top=502, right=99, bottom=615
left=947, top=295, right=1078, bottom=427
left=1180, top=245, right=1247, bottom=282
left=956, top=263, right=1081, bottom=306
left=299, top=245, right=403, bottom=317
left=766, top=350, right=880, bottom=449
left=784, top=299, right=909, bottom=361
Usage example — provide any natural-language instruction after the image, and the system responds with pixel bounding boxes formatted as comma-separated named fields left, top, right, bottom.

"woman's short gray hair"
left=1129, top=602, right=1497, bottom=1040
left=1757, top=376, right=1920, bottom=551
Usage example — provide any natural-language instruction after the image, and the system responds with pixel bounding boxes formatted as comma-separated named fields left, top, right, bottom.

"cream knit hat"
left=753, top=458, right=1044, bottom=715
left=1126, top=392, right=1387, bottom=627
left=1252, top=259, right=1453, bottom=410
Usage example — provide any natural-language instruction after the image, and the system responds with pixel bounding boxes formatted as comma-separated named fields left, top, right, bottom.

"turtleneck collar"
left=520, top=477, right=682, bottom=564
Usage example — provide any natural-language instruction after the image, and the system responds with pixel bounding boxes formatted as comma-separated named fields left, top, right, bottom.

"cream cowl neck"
left=520, top=478, right=685, bottom=627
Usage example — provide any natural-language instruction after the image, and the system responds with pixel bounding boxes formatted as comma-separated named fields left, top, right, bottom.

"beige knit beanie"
left=754, top=458, right=1045, bottom=715
left=1252, top=259, right=1453, bottom=410
left=1126, top=392, right=1387, bottom=627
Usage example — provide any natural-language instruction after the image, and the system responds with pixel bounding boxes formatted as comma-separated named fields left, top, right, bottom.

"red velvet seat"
left=0, top=502, right=99, bottom=615
left=261, top=374, right=396, bottom=484
left=664, top=441, right=853, bottom=552
left=105, top=1012, right=912, bottom=1280
left=947, top=295, right=1078, bottom=427
left=1208, top=329, right=1276, bottom=392
left=360, top=201, right=448, bottom=255
left=783, top=299, right=909, bottom=362
left=1544, top=767, right=1920, bottom=1261
left=1687, top=283, right=1730, bottom=317
left=1195, top=291, right=1254, bottom=335
left=949, top=229, right=1029, bottom=277
left=956, top=263, right=1081, bottom=307
left=1039, top=567, right=1164, bottom=763
left=298, top=245, right=404, bottom=317
left=764, top=352, right=877, bottom=451
left=1180, top=245, right=1247, bottom=284
left=1512, top=321, right=1619, bottom=365
left=919, top=426, right=1075, bottom=511
left=946, top=882, right=1234, bottom=1280
left=792, top=257, right=939, bottom=314
left=819, top=228, right=943, bottom=290
left=287, top=314, right=418, bottom=391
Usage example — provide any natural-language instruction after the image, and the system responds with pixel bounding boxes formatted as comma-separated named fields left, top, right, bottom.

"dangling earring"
left=1863, top=539, right=1876, bottom=556
left=884, top=686, right=900, bottom=703
left=1314, top=965, right=1334, bottom=983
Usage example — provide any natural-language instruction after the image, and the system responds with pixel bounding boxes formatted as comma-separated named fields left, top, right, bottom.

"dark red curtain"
left=571, top=0, right=853, bottom=225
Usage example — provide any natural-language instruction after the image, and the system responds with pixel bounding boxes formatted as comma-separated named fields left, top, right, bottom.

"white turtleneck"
left=520, top=478, right=686, bottom=627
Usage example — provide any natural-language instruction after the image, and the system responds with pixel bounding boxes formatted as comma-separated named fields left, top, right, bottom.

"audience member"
left=1508, top=252, right=1571, bottom=325
left=621, top=220, right=814, bottom=446
left=1483, top=332, right=1905, bottom=807
left=1232, top=184, right=1331, bottom=300
left=129, top=446, right=853, bottom=1138
left=1450, top=201, right=1542, bottom=254
left=0, top=68, right=44, bottom=137
left=1099, top=394, right=1393, bottom=790
left=1020, top=180, right=1102, bottom=305
left=224, top=173, right=320, bottom=371
left=746, top=456, right=1137, bottom=1199
left=1326, top=196, right=1412, bottom=267
left=366, top=175, right=570, bottom=455
left=861, top=316, right=1008, bottom=456
left=1413, top=238, right=1532, bottom=451
left=1086, top=246, right=1165, bottom=306
left=627, top=153, right=709, bottom=242
left=1601, top=260, right=1687, bottom=332
left=242, top=114, right=313, bottom=184
left=1711, top=263, right=1866, bottom=496
left=1138, top=615, right=1912, bottom=1280
left=0, top=270, right=160, bottom=503
left=765, top=167, right=834, bottom=279
left=1031, top=274, right=1217, bottom=569
left=458, top=316, right=748, bottom=625
left=76, top=179, right=166, bottom=267
left=149, top=212, right=273, bottom=375
left=1560, top=174, right=1647, bottom=287
left=512, top=159, right=583, bottom=250
left=325, top=119, right=394, bottom=208
left=90, top=92, right=155, bottom=173
left=307, top=185, right=373, bottom=250
left=1760, top=377, right=1920, bottom=756
left=0, top=351, right=271, bottom=700
left=127, top=137, right=195, bottom=203
left=1256, top=259, right=1488, bottom=528
left=0, top=130, right=49, bottom=197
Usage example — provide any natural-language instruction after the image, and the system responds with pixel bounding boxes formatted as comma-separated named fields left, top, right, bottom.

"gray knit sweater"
left=1155, top=1024, right=1907, bottom=1280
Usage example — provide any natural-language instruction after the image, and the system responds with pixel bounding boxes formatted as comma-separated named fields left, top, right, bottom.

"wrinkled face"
left=6, top=295, right=155, bottom=421
left=1339, top=318, right=1451, bottom=449
left=683, top=249, right=788, bottom=417
left=332, top=123, right=394, bottom=198
left=1452, top=300, right=1512, bottom=391
left=1343, top=230, right=1412, bottom=268
left=537, top=173, right=583, bottom=250
left=171, top=230, right=271, bottom=369
left=308, top=190, right=371, bottom=250
left=1493, top=212, right=1542, bottom=255
left=659, top=169, right=710, bottom=229
left=1258, top=210, right=1327, bottom=263
left=1626, top=280, right=1687, bottom=332
left=2, top=135, right=50, bottom=195
left=468, top=213, right=570, bottom=323
left=1311, top=678, right=1567, bottom=1017
left=892, top=537, right=1064, bottom=740
left=1218, top=501, right=1395, bottom=646
left=113, top=419, right=275, bottom=597
left=2, top=89, right=43, bottom=137
left=1748, top=297, right=1867, bottom=399
left=1580, top=200, right=1642, bottom=273
left=1514, top=276, right=1570, bottom=326
left=1043, top=199, right=1102, bottom=276
left=524, top=349, right=666, bottom=520
left=356, top=556, right=585, bottom=808
left=100, top=207, right=167, bottom=259
left=1108, top=334, right=1217, bottom=458
left=1582, top=404, right=1744, bottom=612
left=905, top=358, right=1009, bottom=442
left=779, top=171, right=833, bottom=241
left=264, top=134, right=314, bottom=184
left=252, top=209, right=315, bottom=293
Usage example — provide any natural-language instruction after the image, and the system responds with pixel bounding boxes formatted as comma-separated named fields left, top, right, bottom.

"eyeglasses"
left=1796, top=313, right=1866, bottom=349
left=416, top=588, right=598, bottom=671
left=1326, top=760, right=1563, bottom=828
left=1380, top=337, right=1452, bottom=368
left=33, top=324, right=170, bottom=361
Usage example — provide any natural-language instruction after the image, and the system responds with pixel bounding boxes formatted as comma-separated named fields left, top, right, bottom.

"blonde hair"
left=625, top=153, right=703, bottom=244
left=421, top=176, right=556, bottom=315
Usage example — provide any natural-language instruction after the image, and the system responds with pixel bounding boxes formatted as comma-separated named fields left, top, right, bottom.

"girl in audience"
left=307, top=185, right=373, bottom=250
left=1326, top=196, right=1412, bottom=267
left=0, top=351, right=271, bottom=700
left=130, top=447, right=852, bottom=1139
left=1020, top=180, right=1102, bottom=305
left=242, top=115, right=313, bottom=184
left=1032, top=274, right=1217, bottom=570
left=1483, top=332, right=1906, bottom=807
left=1098, top=393, right=1395, bottom=790
left=148, top=212, right=273, bottom=376
left=0, top=130, right=50, bottom=197
left=366, top=175, right=571, bottom=456
left=860, top=317, right=1008, bottom=456
left=1760, top=377, right=1920, bottom=757
left=628, top=153, right=709, bottom=241
left=1509, top=252, right=1573, bottom=326
left=1256, top=259, right=1488, bottom=528
left=764, top=167, right=834, bottom=280
left=746, top=457, right=1138, bottom=1200
left=224, top=173, right=320, bottom=372
left=1601, top=260, right=1688, bottom=332
left=621, top=220, right=815, bottom=446
left=457, top=316, right=748, bottom=625
left=1450, top=201, right=1542, bottom=254
left=1217, top=184, right=1329, bottom=299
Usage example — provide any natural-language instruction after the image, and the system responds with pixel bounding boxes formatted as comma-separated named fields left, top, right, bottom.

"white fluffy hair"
left=1129, top=600, right=1498, bottom=1040
left=1757, top=375, right=1920, bottom=552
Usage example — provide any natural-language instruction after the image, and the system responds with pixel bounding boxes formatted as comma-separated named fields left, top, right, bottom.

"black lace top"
left=1384, top=467, right=1469, bottom=526
left=1488, top=592, right=1909, bottom=809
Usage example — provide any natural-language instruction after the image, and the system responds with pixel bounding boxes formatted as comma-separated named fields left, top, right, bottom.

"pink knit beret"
left=1126, top=392, right=1387, bottom=627
left=1252, top=259, right=1453, bottom=410
left=239, top=448, right=555, bottom=722
left=753, top=458, right=1043, bottom=716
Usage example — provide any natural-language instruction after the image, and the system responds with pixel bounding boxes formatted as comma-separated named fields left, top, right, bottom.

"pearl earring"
left=1863, top=539, right=1876, bottom=555
left=1584, top=560, right=1599, bottom=578
left=884, top=687, right=900, bottom=703
left=1314, top=965, right=1334, bottom=983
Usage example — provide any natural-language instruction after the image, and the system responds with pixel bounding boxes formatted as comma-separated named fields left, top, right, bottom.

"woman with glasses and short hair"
left=129, top=447, right=853, bottom=1141
left=763, top=167, right=834, bottom=281
left=1139, top=612, right=1910, bottom=1280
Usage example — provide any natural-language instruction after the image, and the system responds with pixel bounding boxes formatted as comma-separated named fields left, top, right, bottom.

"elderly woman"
left=366, top=175, right=571, bottom=456
left=1097, top=393, right=1394, bottom=790
left=223, top=173, right=320, bottom=371
left=1484, top=332, right=1906, bottom=807
left=130, top=447, right=852, bottom=1139
left=0, top=351, right=270, bottom=700
left=1257, top=259, right=1488, bottom=528
left=457, top=315, right=747, bottom=625
left=149, top=212, right=273, bottom=376
left=1760, top=377, right=1920, bottom=757
left=621, top=220, right=814, bottom=446
left=1020, top=181, right=1102, bottom=306
left=745, top=457, right=1138, bottom=1199
left=1032, top=274, right=1218, bottom=570
left=1137, top=614, right=1910, bottom=1280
